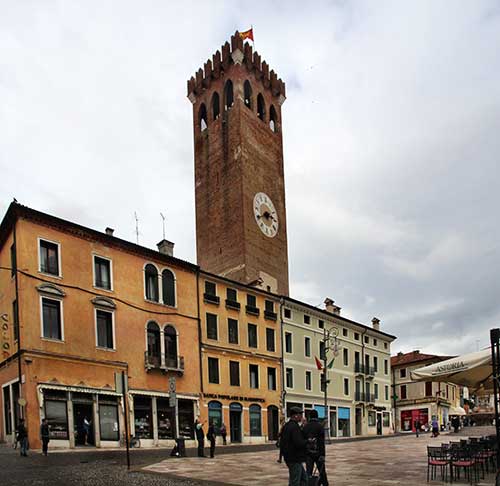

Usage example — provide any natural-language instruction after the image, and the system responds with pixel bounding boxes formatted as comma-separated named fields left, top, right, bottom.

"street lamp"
left=321, top=326, right=339, bottom=444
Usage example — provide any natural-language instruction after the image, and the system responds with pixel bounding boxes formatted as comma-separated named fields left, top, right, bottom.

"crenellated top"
left=187, top=31, right=286, bottom=102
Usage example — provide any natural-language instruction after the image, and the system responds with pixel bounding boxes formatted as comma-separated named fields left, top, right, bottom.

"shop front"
left=400, top=408, right=429, bottom=432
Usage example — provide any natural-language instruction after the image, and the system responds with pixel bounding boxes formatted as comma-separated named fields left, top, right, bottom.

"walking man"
left=220, top=422, right=227, bottom=445
left=194, top=418, right=205, bottom=457
left=303, top=409, right=329, bottom=486
left=281, top=406, right=307, bottom=486
left=17, top=419, right=28, bottom=457
left=40, top=418, right=50, bottom=456
left=415, top=419, right=421, bottom=438
left=207, top=420, right=216, bottom=458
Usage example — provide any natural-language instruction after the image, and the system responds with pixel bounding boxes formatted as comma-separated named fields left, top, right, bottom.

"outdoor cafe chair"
left=450, top=446, right=479, bottom=485
left=427, top=446, right=449, bottom=482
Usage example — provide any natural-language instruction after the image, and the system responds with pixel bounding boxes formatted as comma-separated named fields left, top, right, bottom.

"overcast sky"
left=2, top=1, right=500, bottom=356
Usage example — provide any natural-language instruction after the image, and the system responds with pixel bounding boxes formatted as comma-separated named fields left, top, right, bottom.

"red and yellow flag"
left=239, top=28, right=254, bottom=42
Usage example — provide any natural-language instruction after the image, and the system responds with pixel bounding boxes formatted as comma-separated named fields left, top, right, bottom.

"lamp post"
left=321, top=326, right=339, bottom=444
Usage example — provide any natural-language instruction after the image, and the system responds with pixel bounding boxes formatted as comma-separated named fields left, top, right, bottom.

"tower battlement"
left=187, top=31, right=286, bottom=101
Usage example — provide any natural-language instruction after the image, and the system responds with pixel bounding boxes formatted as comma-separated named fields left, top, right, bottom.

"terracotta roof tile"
left=391, top=351, right=453, bottom=367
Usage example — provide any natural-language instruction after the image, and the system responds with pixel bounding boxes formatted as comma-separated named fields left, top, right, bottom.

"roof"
left=391, top=351, right=454, bottom=367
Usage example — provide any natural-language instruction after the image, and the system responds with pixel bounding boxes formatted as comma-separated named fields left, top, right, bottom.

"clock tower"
left=187, top=32, right=289, bottom=295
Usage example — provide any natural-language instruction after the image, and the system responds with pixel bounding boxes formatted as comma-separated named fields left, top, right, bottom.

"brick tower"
left=187, top=32, right=289, bottom=295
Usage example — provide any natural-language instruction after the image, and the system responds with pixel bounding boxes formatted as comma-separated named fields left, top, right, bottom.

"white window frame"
left=285, top=332, right=293, bottom=354
left=160, top=266, right=178, bottom=307
left=92, top=254, right=113, bottom=292
left=305, top=370, right=312, bottom=391
left=249, top=364, right=259, bottom=389
left=304, top=336, right=311, bottom=357
left=40, top=295, right=65, bottom=342
left=206, top=312, right=219, bottom=341
left=38, top=237, right=62, bottom=278
left=94, top=307, right=116, bottom=351
left=285, top=367, right=294, bottom=390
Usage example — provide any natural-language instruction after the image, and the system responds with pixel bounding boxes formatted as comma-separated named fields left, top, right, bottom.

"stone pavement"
left=144, top=431, right=496, bottom=485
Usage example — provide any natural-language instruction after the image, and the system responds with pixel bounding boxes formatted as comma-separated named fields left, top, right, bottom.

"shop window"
left=229, top=361, right=240, bottom=386
left=94, top=256, right=112, bottom=290
left=266, top=328, right=275, bottom=352
left=178, top=399, right=195, bottom=439
left=146, top=321, right=161, bottom=367
left=208, top=401, right=223, bottom=433
left=164, top=325, right=178, bottom=368
left=144, top=264, right=159, bottom=302
left=208, top=357, right=219, bottom=384
left=249, top=364, right=259, bottom=388
left=207, top=313, right=218, bottom=340
left=162, top=269, right=176, bottom=306
left=99, top=397, right=119, bottom=441
left=383, top=412, right=390, bottom=427
left=39, top=239, right=60, bottom=276
left=42, top=297, right=63, bottom=340
left=157, top=398, right=175, bottom=439
left=228, top=318, right=239, bottom=344
left=248, top=323, right=258, bottom=348
left=96, top=310, right=114, bottom=349
left=267, top=367, right=277, bottom=390
left=338, top=407, right=350, bottom=437
left=368, top=411, right=376, bottom=427
left=249, top=404, right=261, bottom=436
left=133, top=395, right=153, bottom=439
left=44, top=391, right=69, bottom=440
left=244, top=80, right=252, bottom=109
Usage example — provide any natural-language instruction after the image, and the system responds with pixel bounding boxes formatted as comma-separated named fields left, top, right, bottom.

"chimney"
left=372, top=317, right=380, bottom=331
left=157, top=239, right=174, bottom=257
left=324, top=298, right=341, bottom=315
left=105, top=227, right=114, bottom=236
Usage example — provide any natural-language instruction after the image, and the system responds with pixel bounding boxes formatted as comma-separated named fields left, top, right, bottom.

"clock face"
left=253, top=192, right=279, bottom=238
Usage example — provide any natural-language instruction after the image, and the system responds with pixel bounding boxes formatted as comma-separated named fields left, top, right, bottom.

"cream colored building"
left=282, top=297, right=396, bottom=437
left=391, top=351, right=461, bottom=433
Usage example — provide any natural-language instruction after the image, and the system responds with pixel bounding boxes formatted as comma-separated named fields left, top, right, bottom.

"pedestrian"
left=83, top=416, right=91, bottom=445
left=17, top=418, right=28, bottom=457
left=280, top=406, right=308, bottom=486
left=303, top=409, right=328, bottom=486
left=415, top=419, right=420, bottom=438
left=276, top=421, right=286, bottom=464
left=207, top=420, right=216, bottom=458
left=40, top=418, right=50, bottom=456
left=452, top=416, right=460, bottom=433
left=194, top=418, right=205, bottom=457
left=219, top=422, right=227, bottom=445
left=431, top=418, right=439, bottom=438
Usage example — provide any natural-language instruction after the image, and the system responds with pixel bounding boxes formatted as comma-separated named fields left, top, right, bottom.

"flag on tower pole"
left=239, top=27, right=254, bottom=42
left=315, top=356, right=323, bottom=371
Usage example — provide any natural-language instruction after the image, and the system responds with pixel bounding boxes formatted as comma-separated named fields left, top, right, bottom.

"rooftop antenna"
left=160, top=212, right=166, bottom=240
left=134, top=212, right=140, bottom=244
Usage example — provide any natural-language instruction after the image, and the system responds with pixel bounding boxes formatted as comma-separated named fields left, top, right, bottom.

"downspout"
left=279, top=297, right=286, bottom=420
left=13, top=219, right=23, bottom=418
left=196, top=270, right=204, bottom=413
left=361, top=327, right=368, bottom=428
left=392, top=365, right=397, bottom=433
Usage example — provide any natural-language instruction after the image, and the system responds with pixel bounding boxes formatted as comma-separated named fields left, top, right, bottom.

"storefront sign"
left=203, top=393, right=265, bottom=403
left=1, top=313, right=10, bottom=357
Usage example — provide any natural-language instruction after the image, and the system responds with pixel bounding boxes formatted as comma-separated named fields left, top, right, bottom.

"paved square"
left=144, top=433, right=495, bottom=485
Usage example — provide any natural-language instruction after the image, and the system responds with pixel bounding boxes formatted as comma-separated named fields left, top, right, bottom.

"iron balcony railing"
left=354, top=363, right=376, bottom=376
left=203, top=293, right=220, bottom=305
left=354, top=391, right=376, bottom=403
left=144, top=352, right=185, bottom=374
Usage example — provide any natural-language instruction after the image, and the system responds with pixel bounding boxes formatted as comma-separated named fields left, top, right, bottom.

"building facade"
left=198, top=272, right=282, bottom=443
left=391, top=351, right=460, bottom=433
left=0, top=203, right=201, bottom=449
left=283, top=298, right=395, bottom=437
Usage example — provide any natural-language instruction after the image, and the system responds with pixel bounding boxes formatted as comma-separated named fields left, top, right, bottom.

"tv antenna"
left=134, top=212, right=140, bottom=244
left=160, top=212, right=166, bottom=240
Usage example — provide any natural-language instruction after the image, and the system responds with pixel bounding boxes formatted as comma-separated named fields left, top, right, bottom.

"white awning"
left=449, top=406, right=467, bottom=416
left=411, top=349, right=492, bottom=393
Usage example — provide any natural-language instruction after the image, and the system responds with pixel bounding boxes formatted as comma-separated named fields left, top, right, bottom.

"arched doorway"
left=267, top=405, right=279, bottom=441
left=229, top=402, right=242, bottom=443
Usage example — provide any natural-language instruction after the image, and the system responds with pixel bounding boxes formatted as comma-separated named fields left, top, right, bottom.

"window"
left=44, top=397, right=69, bottom=439
left=96, top=310, right=114, bottom=349
left=211, top=92, right=220, bottom=120
left=400, top=384, right=407, bottom=399
left=318, top=319, right=324, bottom=329
left=156, top=398, right=175, bottom=439
left=383, top=412, right=390, bottom=427
left=343, top=348, right=349, bottom=366
left=145, top=264, right=159, bottom=301
left=228, top=319, right=239, bottom=344
left=319, top=341, right=326, bottom=360
left=385, top=385, right=389, bottom=401
left=384, top=359, right=388, bottom=375
left=364, top=336, right=369, bottom=344
left=285, top=332, right=292, bottom=353
left=244, top=80, right=252, bottom=109
left=164, top=325, right=178, bottom=368
left=373, top=338, right=378, bottom=346
left=304, top=337, right=311, bottom=357
left=162, top=269, right=176, bottom=306
left=400, top=368, right=407, bottom=378
left=257, top=93, right=265, bottom=120
left=342, top=328, right=348, bottom=337
left=269, top=104, right=278, bottom=132
left=42, top=297, right=62, bottom=340
left=249, top=364, right=259, bottom=388
left=368, top=411, right=376, bottom=427
left=248, top=323, right=258, bottom=348
left=199, top=103, right=208, bottom=131
left=229, top=361, right=240, bottom=386
left=355, top=351, right=360, bottom=366
left=249, top=404, right=261, bottom=436
left=354, top=332, right=360, bottom=341
left=305, top=371, right=312, bottom=391
left=373, top=356, right=378, bottom=372
left=208, top=357, right=219, bottom=384
left=205, top=281, right=217, bottom=296
left=99, top=398, right=119, bottom=441
left=206, top=313, right=218, bottom=340
left=247, top=294, right=257, bottom=307
left=133, top=395, right=153, bottom=439
left=303, top=314, right=310, bottom=325
left=146, top=321, right=161, bottom=367
left=39, top=239, right=59, bottom=276
left=10, top=243, right=16, bottom=277
left=227, top=288, right=237, bottom=303
left=266, top=328, right=275, bottom=352
left=94, top=256, right=111, bottom=290
left=425, top=381, right=433, bottom=397
left=264, top=300, right=276, bottom=318
left=374, top=383, right=379, bottom=400
left=285, top=367, right=294, bottom=388
left=284, top=308, right=291, bottom=319
left=224, top=80, right=233, bottom=109
left=12, top=300, right=18, bottom=341
left=267, top=367, right=277, bottom=390
left=343, top=378, right=349, bottom=396
left=384, top=342, right=388, bottom=350
left=365, top=354, right=370, bottom=371
left=208, top=401, right=222, bottom=433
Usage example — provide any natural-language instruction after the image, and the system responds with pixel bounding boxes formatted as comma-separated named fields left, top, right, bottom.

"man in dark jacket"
left=302, top=409, right=328, bottom=486
left=207, top=420, right=216, bottom=458
left=17, top=419, right=28, bottom=457
left=40, top=418, right=50, bottom=456
left=281, top=406, right=307, bottom=486
left=194, top=418, right=205, bottom=457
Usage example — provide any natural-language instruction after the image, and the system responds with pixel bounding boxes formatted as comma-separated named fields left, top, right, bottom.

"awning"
left=410, top=349, right=492, bottom=393
left=449, top=406, right=467, bottom=416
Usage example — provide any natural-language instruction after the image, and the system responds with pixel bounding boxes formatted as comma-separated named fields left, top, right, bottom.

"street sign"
left=169, top=376, right=176, bottom=393
left=169, top=392, right=177, bottom=408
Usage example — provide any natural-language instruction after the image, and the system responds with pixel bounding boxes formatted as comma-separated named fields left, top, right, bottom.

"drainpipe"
left=361, top=327, right=368, bottom=431
left=392, top=365, right=397, bottom=433
left=196, top=270, right=204, bottom=416
left=13, top=219, right=23, bottom=419
left=279, top=297, right=286, bottom=421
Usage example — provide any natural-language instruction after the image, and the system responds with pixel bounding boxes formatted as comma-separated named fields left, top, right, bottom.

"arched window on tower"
left=145, top=264, right=159, bottom=302
left=164, top=325, right=178, bottom=368
left=162, top=269, right=176, bottom=307
left=224, top=80, right=234, bottom=110
left=212, top=92, right=220, bottom=120
left=199, top=103, right=208, bottom=131
left=244, top=80, right=252, bottom=109
left=146, top=321, right=161, bottom=368
left=269, top=105, right=278, bottom=133
left=257, top=94, right=266, bottom=121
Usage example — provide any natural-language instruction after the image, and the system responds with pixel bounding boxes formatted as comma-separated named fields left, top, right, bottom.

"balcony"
left=354, top=391, right=376, bottom=403
left=245, top=305, right=260, bottom=316
left=225, top=299, right=241, bottom=311
left=354, top=363, right=375, bottom=377
left=203, top=293, right=220, bottom=305
left=264, top=310, right=277, bottom=321
left=365, top=366, right=376, bottom=378
left=354, top=363, right=365, bottom=375
left=145, top=352, right=185, bottom=375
